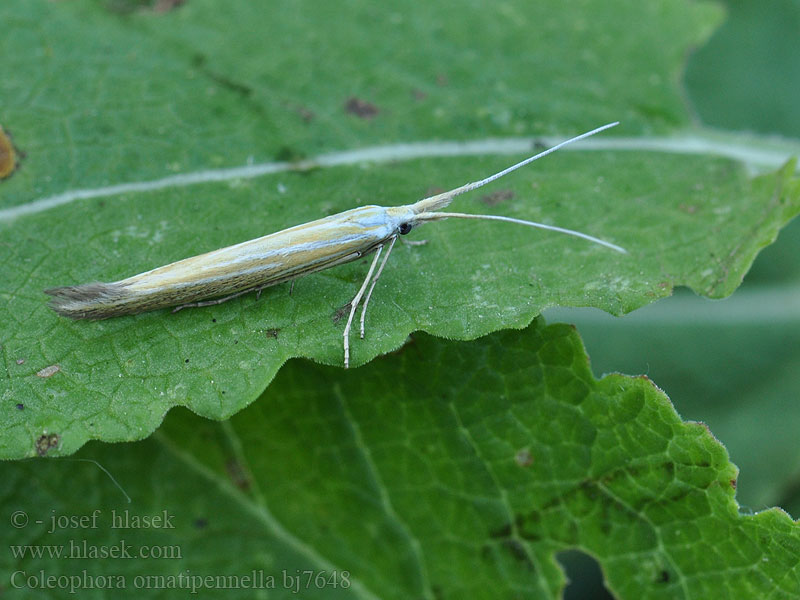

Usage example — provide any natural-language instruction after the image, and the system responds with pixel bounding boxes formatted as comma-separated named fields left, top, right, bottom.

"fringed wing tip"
left=44, top=282, right=123, bottom=319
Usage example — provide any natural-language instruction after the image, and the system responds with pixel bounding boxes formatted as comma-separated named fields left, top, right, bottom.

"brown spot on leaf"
left=345, top=97, right=379, bottom=119
left=105, top=0, right=185, bottom=14
left=36, top=364, right=60, bottom=378
left=411, top=88, right=427, bottom=101
left=515, top=448, right=533, bottom=467
left=152, top=0, right=186, bottom=12
left=293, top=104, right=315, bottom=123
left=481, top=189, right=514, bottom=206
left=36, top=433, right=60, bottom=456
left=0, top=125, right=18, bottom=180
left=332, top=303, right=352, bottom=324
left=225, top=458, right=251, bottom=491
left=436, top=73, right=449, bottom=86
left=265, top=328, right=280, bottom=339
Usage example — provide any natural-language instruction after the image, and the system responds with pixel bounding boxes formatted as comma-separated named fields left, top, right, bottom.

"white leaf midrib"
left=2, top=129, right=799, bottom=222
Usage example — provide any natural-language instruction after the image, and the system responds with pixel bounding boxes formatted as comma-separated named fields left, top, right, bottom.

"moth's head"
left=384, top=205, right=431, bottom=236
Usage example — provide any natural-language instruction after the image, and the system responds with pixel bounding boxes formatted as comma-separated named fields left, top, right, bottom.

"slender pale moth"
left=46, top=122, right=625, bottom=368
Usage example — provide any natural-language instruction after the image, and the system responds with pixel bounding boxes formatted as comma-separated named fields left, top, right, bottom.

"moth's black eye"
left=398, top=222, right=412, bottom=235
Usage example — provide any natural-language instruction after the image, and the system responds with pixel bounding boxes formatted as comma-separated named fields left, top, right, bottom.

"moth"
left=46, top=122, right=625, bottom=367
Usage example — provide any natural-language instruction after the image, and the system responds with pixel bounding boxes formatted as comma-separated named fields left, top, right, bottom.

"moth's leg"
left=343, top=245, right=384, bottom=369
left=401, top=238, right=428, bottom=247
left=258, top=278, right=292, bottom=300
left=359, top=235, right=397, bottom=339
left=172, top=285, right=269, bottom=313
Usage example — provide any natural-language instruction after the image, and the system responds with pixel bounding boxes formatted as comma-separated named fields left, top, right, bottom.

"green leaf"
left=546, top=284, right=800, bottom=517
left=2, top=0, right=800, bottom=458
left=3, top=321, right=798, bottom=599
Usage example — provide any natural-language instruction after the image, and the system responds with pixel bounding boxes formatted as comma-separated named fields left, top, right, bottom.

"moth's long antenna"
left=412, top=122, right=619, bottom=213
left=415, top=211, right=627, bottom=253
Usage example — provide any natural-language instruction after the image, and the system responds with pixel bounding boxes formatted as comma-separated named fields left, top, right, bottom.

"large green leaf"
left=2, top=0, right=800, bottom=459
left=3, top=321, right=798, bottom=599
left=546, top=282, right=800, bottom=521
